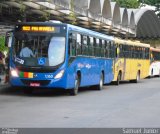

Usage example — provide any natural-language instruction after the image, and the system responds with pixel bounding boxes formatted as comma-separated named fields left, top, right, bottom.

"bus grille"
left=21, top=79, right=51, bottom=86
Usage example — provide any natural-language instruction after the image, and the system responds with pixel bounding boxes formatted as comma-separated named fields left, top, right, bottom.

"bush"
left=0, top=36, right=8, bottom=52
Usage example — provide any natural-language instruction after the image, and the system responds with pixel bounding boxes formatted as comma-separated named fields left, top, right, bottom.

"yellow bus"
left=113, top=38, right=150, bottom=85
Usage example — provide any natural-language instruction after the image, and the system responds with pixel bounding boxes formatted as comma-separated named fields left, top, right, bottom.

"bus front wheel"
left=70, top=75, right=80, bottom=96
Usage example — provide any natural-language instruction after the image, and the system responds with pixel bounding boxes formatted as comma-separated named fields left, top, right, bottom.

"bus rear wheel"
left=95, top=73, right=104, bottom=90
left=70, top=75, right=80, bottom=96
left=131, top=71, right=140, bottom=83
left=151, top=69, right=154, bottom=77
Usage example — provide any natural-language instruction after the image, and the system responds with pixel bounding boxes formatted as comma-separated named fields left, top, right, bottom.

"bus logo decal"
left=86, top=64, right=91, bottom=69
left=15, top=57, right=24, bottom=64
left=38, top=58, right=46, bottom=65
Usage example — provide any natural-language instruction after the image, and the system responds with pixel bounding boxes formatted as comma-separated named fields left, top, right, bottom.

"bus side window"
left=137, top=47, right=140, bottom=59
left=135, top=46, right=138, bottom=59
left=69, top=33, right=77, bottom=57
left=99, top=39, right=102, bottom=57
left=119, top=44, right=123, bottom=58
left=142, top=47, right=145, bottom=59
left=105, top=40, right=109, bottom=58
left=82, top=35, right=88, bottom=56
left=101, top=40, right=105, bottom=57
left=147, top=48, right=150, bottom=59
left=134, top=46, right=137, bottom=59
left=145, top=48, right=147, bottom=59
left=89, top=37, right=94, bottom=56
left=93, top=38, right=96, bottom=56
left=96, top=38, right=100, bottom=57
left=116, top=44, right=119, bottom=58
left=110, top=41, right=115, bottom=58
left=76, top=34, right=82, bottom=55
left=128, top=45, right=131, bottom=58
left=123, top=45, right=127, bottom=58
left=139, top=47, right=142, bottom=59
left=131, top=46, right=134, bottom=59
left=108, top=41, right=112, bottom=58
left=143, top=47, right=146, bottom=59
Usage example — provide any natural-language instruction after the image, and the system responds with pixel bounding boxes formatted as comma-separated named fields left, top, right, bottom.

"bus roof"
left=114, top=37, right=150, bottom=48
left=67, top=24, right=114, bottom=41
left=150, top=47, right=160, bottom=52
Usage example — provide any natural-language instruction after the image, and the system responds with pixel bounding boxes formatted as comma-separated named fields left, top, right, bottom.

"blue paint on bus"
left=9, top=22, right=114, bottom=90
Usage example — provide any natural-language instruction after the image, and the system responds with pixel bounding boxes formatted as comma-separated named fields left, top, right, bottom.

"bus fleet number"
left=45, top=75, right=54, bottom=79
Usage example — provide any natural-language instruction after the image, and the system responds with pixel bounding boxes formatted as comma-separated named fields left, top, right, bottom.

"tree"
left=112, top=0, right=140, bottom=8
left=112, top=0, right=160, bottom=18
left=0, top=35, right=7, bottom=52
left=69, top=0, right=77, bottom=24
left=139, top=0, right=160, bottom=18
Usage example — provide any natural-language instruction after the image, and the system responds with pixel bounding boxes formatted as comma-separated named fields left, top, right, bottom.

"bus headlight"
left=54, top=70, right=64, bottom=79
left=11, top=69, right=18, bottom=77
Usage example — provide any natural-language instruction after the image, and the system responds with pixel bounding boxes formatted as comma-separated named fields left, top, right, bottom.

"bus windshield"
left=13, top=32, right=66, bottom=67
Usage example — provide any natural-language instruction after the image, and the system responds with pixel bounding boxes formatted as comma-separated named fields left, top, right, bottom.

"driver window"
left=69, top=33, right=76, bottom=57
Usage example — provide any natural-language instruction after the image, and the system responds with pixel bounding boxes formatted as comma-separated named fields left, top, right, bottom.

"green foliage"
left=69, top=0, right=77, bottom=24
left=112, top=0, right=160, bottom=17
left=18, top=1, right=26, bottom=22
left=0, top=36, right=7, bottom=52
left=139, top=0, right=160, bottom=17
left=112, top=0, right=140, bottom=8
left=39, top=12, right=50, bottom=21
left=139, top=0, right=159, bottom=5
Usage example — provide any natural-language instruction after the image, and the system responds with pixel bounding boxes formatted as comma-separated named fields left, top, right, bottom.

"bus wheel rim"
left=100, top=76, right=103, bottom=90
left=74, top=78, right=79, bottom=94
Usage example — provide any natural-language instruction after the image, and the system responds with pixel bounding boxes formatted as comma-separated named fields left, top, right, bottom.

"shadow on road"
left=0, top=85, right=25, bottom=96
left=0, top=84, right=100, bottom=97
left=0, top=78, right=151, bottom=97
left=109, top=81, right=143, bottom=86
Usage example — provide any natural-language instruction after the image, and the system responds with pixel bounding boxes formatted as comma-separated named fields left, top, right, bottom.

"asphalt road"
left=0, top=77, right=160, bottom=128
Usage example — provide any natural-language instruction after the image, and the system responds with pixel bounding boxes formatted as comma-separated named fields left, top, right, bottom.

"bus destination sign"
left=21, top=26, right=55, bottom=32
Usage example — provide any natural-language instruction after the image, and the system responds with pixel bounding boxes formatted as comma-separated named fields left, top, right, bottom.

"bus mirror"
left=8, top=36, right=12, bottom=47
left=5, top=32, right=13, bottom=47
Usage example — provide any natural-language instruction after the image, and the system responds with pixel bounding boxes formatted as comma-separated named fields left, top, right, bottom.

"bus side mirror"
left=5, top=32, right=13, bottom=47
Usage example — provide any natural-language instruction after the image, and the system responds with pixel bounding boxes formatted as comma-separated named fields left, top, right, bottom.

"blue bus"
left=6, top=22, right=115, bottom=95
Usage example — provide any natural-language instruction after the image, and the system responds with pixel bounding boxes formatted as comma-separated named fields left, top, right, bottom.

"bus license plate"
left=30, top=83, right=40, bottom=87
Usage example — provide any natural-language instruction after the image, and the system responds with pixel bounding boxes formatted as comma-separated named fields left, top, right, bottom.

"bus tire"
left=95, top=73, right=104, bottom=90
left=116, top=72, right=121, bottom=86
left=151, top=69, right=154, bottom=77
left=133, top=71, right=140, bottom=83
left=70, top=75, right=80, bottom=96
